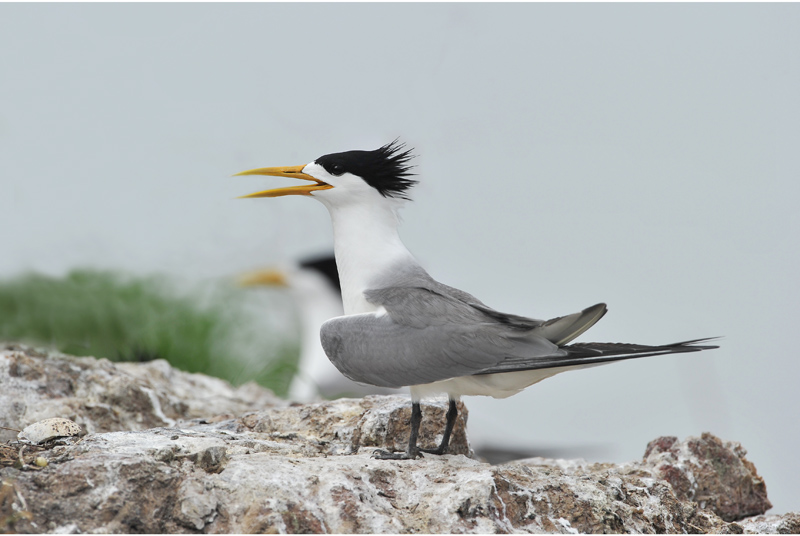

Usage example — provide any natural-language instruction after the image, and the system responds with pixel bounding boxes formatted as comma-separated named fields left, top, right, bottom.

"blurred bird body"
left=240, top=256, right=400, bottom=401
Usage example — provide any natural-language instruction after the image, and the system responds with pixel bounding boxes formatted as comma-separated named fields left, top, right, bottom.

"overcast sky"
left=2, top=3, right=798, bottom=514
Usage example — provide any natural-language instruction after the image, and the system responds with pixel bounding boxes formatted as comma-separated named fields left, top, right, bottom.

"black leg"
left=372, top=401, right=423, bottom=460
left=420, top=398, right=458, bottom=455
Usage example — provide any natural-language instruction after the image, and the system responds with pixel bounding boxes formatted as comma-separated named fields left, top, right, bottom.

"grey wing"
left=319, top=286, right=565, bottom=388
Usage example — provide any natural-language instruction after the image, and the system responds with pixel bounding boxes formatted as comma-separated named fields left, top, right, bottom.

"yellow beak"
left=234, top=165, right=333, bottom=198
left=237, top=269, right=288, bottom=287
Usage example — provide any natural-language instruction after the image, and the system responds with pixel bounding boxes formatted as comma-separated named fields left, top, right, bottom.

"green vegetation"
left=0, top=269, right=299, bottom=396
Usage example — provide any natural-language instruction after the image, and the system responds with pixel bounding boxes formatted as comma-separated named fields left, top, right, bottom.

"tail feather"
left=477, top=337, right=720, bottom=375
left=536, top=303, right=608, bottom=345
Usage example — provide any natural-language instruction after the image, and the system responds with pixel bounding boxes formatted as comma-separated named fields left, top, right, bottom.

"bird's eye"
left=329, top=164, right=345, bottom=176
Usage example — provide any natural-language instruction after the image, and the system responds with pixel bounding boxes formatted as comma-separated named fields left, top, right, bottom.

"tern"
left=235, top=141, right=718, bottom=460
left=239, top=255, right=400, bottom=401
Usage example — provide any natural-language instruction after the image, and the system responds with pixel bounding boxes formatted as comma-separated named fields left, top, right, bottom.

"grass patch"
left=0, top=269, right=299, bottom=396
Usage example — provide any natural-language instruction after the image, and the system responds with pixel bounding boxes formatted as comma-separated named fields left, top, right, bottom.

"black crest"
left=315, top=140, right=417, bottom=200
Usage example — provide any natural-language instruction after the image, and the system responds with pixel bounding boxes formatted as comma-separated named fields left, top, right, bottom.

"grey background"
left=1, top=4, right=797, bottom=514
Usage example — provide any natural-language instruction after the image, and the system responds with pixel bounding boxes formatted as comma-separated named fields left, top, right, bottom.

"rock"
left=17, top=418, right=82, bottom=445
left=738, top=512, right=800, bottom=534
left=239, top=396, right=471, bottom=457
left=0, top=343, right=795, bottom=533
left=1, top=343, right=283, bottom=442
left=643, top=433, right=772, bottom=521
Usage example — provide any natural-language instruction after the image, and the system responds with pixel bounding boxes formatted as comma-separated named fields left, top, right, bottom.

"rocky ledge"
left=1, top=344, right=796, bottom=533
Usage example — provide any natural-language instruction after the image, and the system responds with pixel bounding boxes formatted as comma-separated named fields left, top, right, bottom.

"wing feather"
left=320, top=286, right=563, bottom=388
left=318, top=282, right=716, bottom=389
left=477, top=338, right=720, bottom=375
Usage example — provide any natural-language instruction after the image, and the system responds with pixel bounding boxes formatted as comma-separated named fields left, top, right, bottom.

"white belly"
left=409, top=365, right=588, bottom=401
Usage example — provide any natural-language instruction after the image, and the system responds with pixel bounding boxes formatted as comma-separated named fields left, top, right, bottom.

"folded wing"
left=319, top=284, right=717, bottom=389
left=320, top=286, right=607, bottom=388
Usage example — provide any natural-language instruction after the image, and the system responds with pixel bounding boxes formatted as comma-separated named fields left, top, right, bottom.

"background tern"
left=239, top=254, right=400, bottom=401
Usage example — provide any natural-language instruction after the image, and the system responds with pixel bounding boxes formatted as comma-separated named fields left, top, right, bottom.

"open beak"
left=234, top=165, right=333, bottom=198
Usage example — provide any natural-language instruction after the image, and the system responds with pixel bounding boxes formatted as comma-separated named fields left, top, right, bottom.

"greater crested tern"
left=235, top=141, right=718, bottom=460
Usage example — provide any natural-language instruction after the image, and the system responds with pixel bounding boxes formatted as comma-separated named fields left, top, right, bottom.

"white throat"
left=317, top=197, right=417, bottom=315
